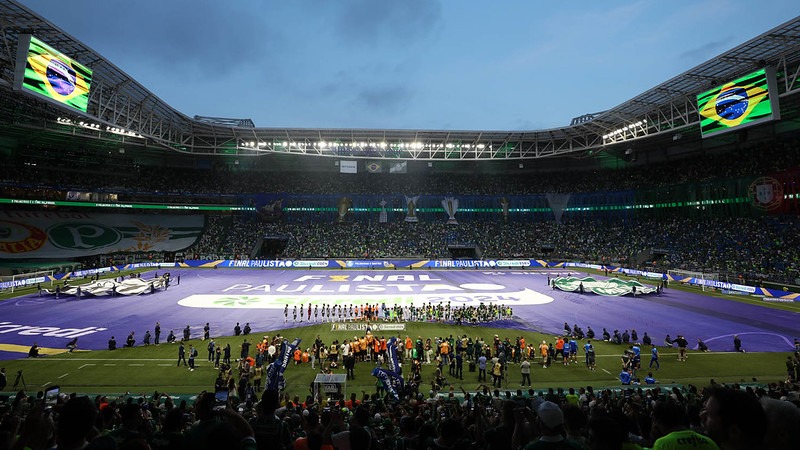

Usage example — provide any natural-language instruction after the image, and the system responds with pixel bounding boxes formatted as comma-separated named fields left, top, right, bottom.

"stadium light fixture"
left=602, top=119, right=648, bottom=144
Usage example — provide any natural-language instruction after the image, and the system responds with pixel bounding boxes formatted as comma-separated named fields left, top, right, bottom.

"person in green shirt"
left=649, top=399, right=718, bottom=450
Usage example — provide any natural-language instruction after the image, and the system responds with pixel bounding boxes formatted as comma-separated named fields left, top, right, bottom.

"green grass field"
left=1, top=268, right=795, bottom=400
left=0, top=322, right=790, bottom=400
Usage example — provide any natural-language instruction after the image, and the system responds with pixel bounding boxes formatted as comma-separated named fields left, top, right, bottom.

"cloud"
left=679, top=39, right=731, bottom=63
left=28, top=0, right=281, bottom=80
left=333, top=0, right=444, bottom=47
left=353, top=85, right=413, bottom=114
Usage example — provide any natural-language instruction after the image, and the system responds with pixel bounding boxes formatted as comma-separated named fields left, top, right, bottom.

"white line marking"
left=23, top=358, right=177, bottom=361
left=157, top=364, right=173, bottom=367
left=103, top=364, right=116, bottom=366
left=601, top=368, right=612, bottom=374
left=78, top=364, right=96, bottom=370
left=58, top=373, right=69, bottom=379
left=41, top=381, right=51, bottom=387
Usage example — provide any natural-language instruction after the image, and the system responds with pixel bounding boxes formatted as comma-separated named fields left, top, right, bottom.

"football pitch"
left=0, top=268, right=797, bottom=399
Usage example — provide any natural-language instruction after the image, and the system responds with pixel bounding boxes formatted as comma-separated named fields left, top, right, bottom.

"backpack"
left=191, top=348, right=198, bottom=358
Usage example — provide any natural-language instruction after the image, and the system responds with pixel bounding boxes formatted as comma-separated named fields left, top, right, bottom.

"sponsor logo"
left=0, top=322, right=107, bottom=338
left=225, top=260, right=293, bottom=268
left=322, top=383, right=341, bottom=393
left=433, top=260, right=495, bottom=268
left=495, top=260, right=531, bottom=267
left=761, top=296, right=795, bottom=303
left=344, top=260, right=391, bottom=268
left=330, top=323, right=406, bottom=332
left=692, top=279, right=756, bottom=294
left=73, top=267, right=112, bottom=277
left=293, top=260, right=329, bottom=268
left=0, top=277, right=46, bottom=289
left=0, top=220, right=47, bottom=254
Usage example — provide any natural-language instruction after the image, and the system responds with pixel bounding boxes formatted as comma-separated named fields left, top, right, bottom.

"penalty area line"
left=58, top=373, right=69, bottom=379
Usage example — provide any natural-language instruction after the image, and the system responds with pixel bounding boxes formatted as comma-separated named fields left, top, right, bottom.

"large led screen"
left=14, top=35, right=93, bottom=113
left=697, top=68, right=780, bottom=138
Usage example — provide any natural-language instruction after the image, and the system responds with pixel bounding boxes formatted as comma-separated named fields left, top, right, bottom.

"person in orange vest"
left=555, top=337, right=565, bottom=361
left=366, top=333, right=375, bottom=361
left=380, top=337, right=387, bottom=360
left=301, top=349, right=309, bottom=363
left=293, top=347, right=302, bottom=365
left=373, top=337, right=382, bottom=365
left=404, top=336, right=413, bottom=360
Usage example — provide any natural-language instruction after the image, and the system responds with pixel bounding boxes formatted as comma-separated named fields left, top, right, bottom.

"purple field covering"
left=0, top=269, right=797, bottom=360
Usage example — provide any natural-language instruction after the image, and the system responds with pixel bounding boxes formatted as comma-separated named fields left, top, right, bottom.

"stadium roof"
left=1, top=0, right=799, bottom=160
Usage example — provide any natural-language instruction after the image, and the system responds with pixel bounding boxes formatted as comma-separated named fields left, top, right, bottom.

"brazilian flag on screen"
left=22, top=36, right=93, bottom=113
left=697, top=68, right=773, bottom=137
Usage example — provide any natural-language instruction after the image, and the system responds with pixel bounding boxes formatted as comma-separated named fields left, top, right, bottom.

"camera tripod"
left=13, top=370, right=26, bottom=390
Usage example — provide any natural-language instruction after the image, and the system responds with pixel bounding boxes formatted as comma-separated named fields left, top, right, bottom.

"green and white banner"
left=0, top=211, right=204, bottom=259
left=552, top=276, right=657, bottom=296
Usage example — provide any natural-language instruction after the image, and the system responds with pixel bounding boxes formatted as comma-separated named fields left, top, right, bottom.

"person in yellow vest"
left=329, top=341, right=339, bottom=366
left=539, top=341, right=550, bottom=368
left=440, top=339, right=451, bottom=366
left=252, top=365, right=263, bottom=391
left=359, top=336, right=367, bottom=362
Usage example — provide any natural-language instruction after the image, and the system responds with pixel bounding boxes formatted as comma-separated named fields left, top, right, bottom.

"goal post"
left=667, top=269, right=719, bottom=292
left=0, top=270, right=55, bottom=294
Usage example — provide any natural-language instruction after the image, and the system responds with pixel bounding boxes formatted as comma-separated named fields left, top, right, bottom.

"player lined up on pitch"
left=283, top=301, right=513, bottom=324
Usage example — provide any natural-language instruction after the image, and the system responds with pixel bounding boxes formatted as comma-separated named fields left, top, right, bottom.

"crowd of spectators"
left=1, top=139, right=799, bottom=200
left=186, top=215, right=800, bottom=286
left=1, top=377, right=798, bottom=449
left=3, top=138, right=800, bottom=286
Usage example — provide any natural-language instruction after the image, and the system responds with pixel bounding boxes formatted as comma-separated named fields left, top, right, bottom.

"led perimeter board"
left=697, top=67, right=780, bottom=138
left=13, top=35, right=93, bottom=113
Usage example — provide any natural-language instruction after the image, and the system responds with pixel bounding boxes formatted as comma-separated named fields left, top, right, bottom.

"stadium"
left=1, top=1, right=800, bottom=449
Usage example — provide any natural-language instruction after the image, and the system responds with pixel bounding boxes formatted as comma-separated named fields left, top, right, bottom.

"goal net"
left=0, top=270, right=55, bottom=293
left=667, top=269, right=719, bottom=291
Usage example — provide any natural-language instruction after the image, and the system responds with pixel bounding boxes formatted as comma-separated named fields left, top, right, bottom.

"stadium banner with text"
left=180, top=259, right=546, bottom=269
left=339, top=160, right=357, bottom=174
left=0, top=212, right=203, bottom=259
left=330, top=323, right=406, bottom=332
left=5, top=260, right=797, bottom=301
